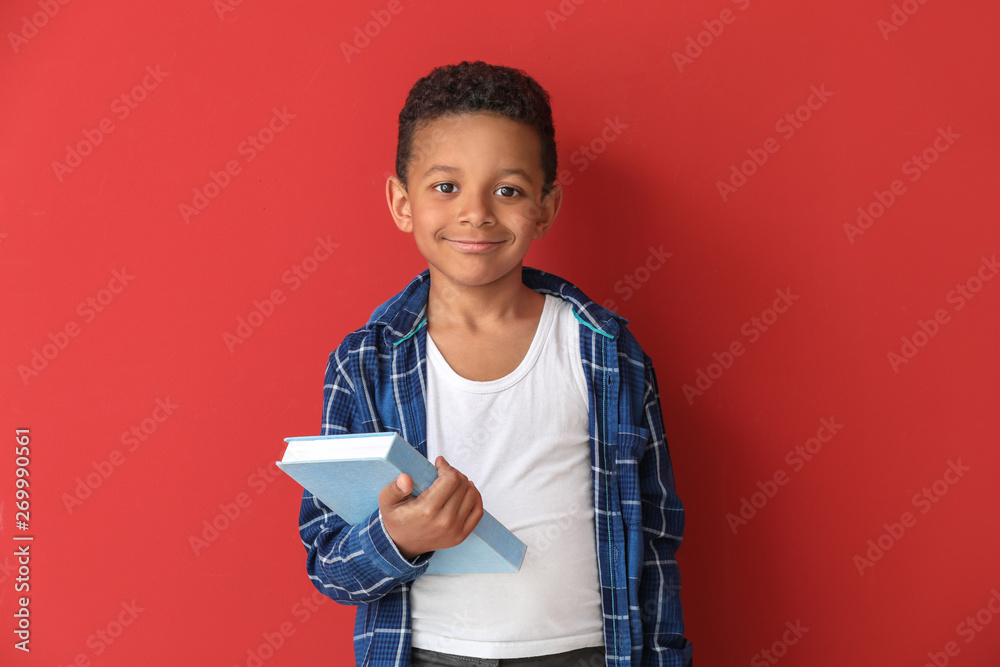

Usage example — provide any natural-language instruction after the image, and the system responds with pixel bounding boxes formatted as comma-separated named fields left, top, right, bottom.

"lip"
left=445, top=239, right=504, bottom=253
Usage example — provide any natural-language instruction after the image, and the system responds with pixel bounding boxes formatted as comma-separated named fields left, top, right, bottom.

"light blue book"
left=278, top=432, right=526, bottom=574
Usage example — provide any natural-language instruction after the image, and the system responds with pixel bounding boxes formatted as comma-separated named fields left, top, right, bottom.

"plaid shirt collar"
left=366, top=266, right=629, bottom=348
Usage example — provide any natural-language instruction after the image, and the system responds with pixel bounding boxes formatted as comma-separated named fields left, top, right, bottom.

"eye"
left=433, top=183, right=458, bottom=194
left=495, top=185, right=520, bottom=198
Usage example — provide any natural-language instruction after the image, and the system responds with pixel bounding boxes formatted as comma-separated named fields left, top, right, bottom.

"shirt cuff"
left=358, top=510, right=431, bottom=578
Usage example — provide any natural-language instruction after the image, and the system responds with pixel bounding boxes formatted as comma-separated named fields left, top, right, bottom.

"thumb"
left=380, top=473, right=414, bottom=509
left=393, top=473, right=414, bottom=496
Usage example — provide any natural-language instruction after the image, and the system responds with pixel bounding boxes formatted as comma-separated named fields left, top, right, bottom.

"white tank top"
left=410, top=294, right=604, bottom=658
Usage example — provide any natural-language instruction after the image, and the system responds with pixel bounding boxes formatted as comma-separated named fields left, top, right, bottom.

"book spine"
left=383, top=435, right=440, bottom=493
left=471, top=511, right=527, bottom=569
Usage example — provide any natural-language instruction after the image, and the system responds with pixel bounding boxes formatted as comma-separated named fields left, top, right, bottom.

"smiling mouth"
left=445, top=239, right=504, bottom=252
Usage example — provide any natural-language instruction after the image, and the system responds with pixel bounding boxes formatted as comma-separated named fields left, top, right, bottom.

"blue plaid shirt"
left=298, top=267, right=692, bottom=666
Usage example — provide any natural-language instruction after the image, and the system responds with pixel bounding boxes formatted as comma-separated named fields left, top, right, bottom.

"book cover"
left=278, top=432, right=526, bottom=574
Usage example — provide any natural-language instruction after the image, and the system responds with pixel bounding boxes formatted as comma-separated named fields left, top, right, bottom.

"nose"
left=459, top=189, right=495, bottom=227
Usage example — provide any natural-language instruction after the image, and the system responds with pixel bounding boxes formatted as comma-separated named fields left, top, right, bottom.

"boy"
left=298, top=61, right=692, bottom=666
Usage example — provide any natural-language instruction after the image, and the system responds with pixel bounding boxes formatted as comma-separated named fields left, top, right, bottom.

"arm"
left=638, top=354, right=694, bottom=666
left=297, top=346, right=483, bottom=604
left=297, top=348, right=430, bottom=605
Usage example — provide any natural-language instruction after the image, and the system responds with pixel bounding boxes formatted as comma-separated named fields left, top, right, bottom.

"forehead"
left=409, top=112, right=543, bottom=176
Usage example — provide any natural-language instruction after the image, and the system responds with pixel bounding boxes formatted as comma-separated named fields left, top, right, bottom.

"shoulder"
left=614, top=323, right=655, bottom=396
left=619, top=324, right=656, bottom=376
left=325, top=327, right=376, bottom=390
left=523, top=266, right=629, bottom=335
left=330, top=325, right=379, bottom=360
left=327, top=271, right=431, bottom=373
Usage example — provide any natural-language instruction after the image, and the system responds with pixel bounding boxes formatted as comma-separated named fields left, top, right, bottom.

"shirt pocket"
left=616, top=425, right=650, bottom=526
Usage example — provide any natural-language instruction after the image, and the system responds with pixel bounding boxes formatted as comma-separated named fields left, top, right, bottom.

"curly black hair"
left=395, top=61, right=557, bottom=196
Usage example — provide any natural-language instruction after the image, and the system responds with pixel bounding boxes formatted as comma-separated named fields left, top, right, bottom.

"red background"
left=2, top=1, right=999, bottom=665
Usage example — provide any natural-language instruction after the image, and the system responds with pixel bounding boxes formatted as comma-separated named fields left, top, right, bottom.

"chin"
left=433, top=264, right=520, bottom=289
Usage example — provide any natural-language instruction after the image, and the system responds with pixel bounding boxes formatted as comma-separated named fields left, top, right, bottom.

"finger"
left=379, top=473, right=413, bottom=508
left=461, top=490, right=485, bottom=535
left=455, top=480, right=481, bottom=525
left=435, top=458, right=470, bottom=487
left=434, top=457, right=469, bottom=483
left=395, top=473, right=413, bottom=495
left=418, top=459, right=465, bottom=509
left=437, top=474, right=475, bottom=518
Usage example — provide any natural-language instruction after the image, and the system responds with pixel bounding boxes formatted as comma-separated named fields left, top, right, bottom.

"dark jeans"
left=411, top=646, right=605, bottom=667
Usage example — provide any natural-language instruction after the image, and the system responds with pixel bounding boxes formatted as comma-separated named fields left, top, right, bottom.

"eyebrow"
left=498, top=167, right=532, bottom=180
left=420, top=165, right=533, bottom=181
left=421, top=164, right=459, bottom=178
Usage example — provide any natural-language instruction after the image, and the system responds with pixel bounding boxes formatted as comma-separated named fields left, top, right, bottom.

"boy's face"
left=386, top=112, right=561, bottom=292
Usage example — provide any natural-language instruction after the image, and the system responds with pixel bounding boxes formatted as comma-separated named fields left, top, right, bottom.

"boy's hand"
left=378, top=456, right=484, bottom=562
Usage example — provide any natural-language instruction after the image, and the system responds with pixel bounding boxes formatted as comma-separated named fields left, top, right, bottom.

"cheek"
left=509, top=209, right=540, bottom=234
left=412, top=209, right=446, bottom=234
left=518, top=197, right=545, bottom=221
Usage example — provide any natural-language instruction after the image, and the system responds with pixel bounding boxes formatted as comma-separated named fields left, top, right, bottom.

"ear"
left=531, top=183, right=563, bottom=240
left=386, top=175, right=413, bottom=233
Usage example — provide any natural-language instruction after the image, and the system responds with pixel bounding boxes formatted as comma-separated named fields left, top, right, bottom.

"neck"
left=426, top=265, right=542, bottom=332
